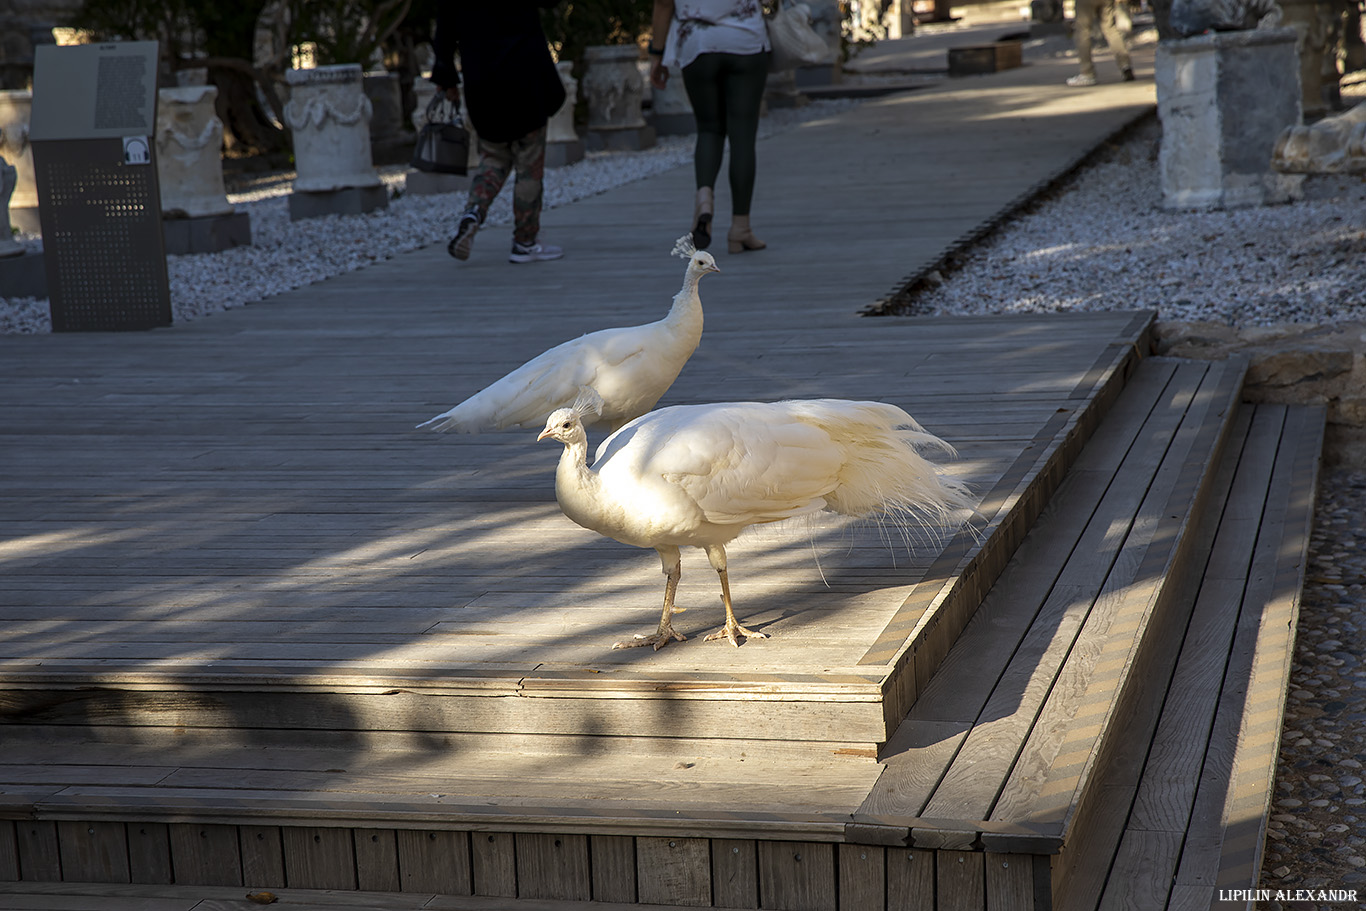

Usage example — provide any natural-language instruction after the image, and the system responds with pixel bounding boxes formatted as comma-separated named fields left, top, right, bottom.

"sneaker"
left=1122, top=67, right=1135, bottom=81
left=1066, top=73, right=1097, bottom=87
left=509, top=240, right=564, bottom=263
left=448, top=209, right=480, bottom=260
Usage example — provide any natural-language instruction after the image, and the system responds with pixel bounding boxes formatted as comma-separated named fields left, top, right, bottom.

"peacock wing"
left=601, top=403, right=847, bottom=528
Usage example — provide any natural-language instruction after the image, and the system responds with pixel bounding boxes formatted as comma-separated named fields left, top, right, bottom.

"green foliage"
left=540, top=0, right=652, bottom=67
left=291, top=0, right=412, bottom=67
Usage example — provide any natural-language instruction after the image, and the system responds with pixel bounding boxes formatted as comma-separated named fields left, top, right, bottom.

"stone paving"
left=1261, top=468, right=1366, bottom=901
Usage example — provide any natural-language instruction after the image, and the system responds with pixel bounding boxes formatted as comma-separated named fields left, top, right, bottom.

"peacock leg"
left=701, top=546, right=769, bottom=647
left=613, top=546, right=688, bottom=650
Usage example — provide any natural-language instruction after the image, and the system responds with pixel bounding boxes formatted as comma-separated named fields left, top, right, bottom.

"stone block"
left=544, top=139, right=584, bottom=169
left=0, top=248, right=45, bottom=298
left=584, top=125, right=655, bottom=152
left=403, top=169, right=469, bottom=196
left=1156, top=28, right=1305, bottom=210
left=947, top=41, right=1024, bottom=77
left=162, top=211, right=252, bottom=255
left=288, top=185, right=389, bottom=221
left=1246, top=348, right=1354, bottom=387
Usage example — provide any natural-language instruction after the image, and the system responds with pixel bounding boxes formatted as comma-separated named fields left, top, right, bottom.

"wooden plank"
left=1175, top=406, right=1323, bottom=895
left=56, top=821, right=129, bottom=884
left=983, top=853, right=1032, bottom=911
left=239, top=826, right=286, bottom=888
left=838, top=844, right=885, bottom=911
left=125, top=823, right=172, bottom=885
left=281, top=826, right=357, bottom=891
left=167, top=823, right=241, bottom=886
left=16, top=822, right=63, bottom=882
left=396, top=829, right=471, bottom=894
left=636, top=837, right=708, bottom=907
left=886, top=849, right=935, bottom=911
left=0, top=824, right=15, bottom=882
left=471, top=832, right=516, bottom=898
left=937, top=850, right=985, bottom=911
left=515, top=834, right=590, bottom=902
left=353, top=828, right=399, bottom=892
left=591, top=835, right=636, bottom=903
left=757, top=841, right=836, bottom=911
left=711, top=839, right=758, bottom=910
left=993, top=359, right=1246, bottom=830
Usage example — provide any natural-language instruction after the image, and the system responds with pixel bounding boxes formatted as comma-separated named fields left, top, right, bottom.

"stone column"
left=403, top=77, right=471, bottom=196
left=283, top=64, right=388, bottom=220
left=546, top=61, right=584, bottom=167
left=0, top=90, right=37, bottom=235
left=1156, top=27, right=1305, bottom=209
left=156, top=85, right=252, bottom=254
left=582, top=45, right=655, bottom=151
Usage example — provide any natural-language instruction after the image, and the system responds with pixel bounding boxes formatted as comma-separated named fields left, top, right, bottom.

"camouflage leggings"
left=467, top=125, right=547, bottom=246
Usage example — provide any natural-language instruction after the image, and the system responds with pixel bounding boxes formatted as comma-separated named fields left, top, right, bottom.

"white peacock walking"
left=419, top=238, right=717, bottom=434
left=537, top=389, right=976, bottom=649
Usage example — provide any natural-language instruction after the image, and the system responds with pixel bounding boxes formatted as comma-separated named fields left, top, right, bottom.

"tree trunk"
left=209, top=65, right=286, bottom=157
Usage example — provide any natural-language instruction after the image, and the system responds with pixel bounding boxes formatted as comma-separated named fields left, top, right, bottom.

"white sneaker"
left=1066, top=73, right=1097, bottom=87
left=509, top=240, right=564, bottom=263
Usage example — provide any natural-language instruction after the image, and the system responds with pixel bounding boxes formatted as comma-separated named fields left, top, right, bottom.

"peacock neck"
left=554, top=436, right=601, bottom=524
left=664, top=269, right=704, bottom=332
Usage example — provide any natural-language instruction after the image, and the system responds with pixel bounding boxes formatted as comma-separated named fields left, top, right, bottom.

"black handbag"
left=411, top=94, right=470, bottom=175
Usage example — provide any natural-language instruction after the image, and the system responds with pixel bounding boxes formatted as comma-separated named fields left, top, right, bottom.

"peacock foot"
left=612, top=623, right=687, bottom=651
left=703, top=621, right=770, bottom=647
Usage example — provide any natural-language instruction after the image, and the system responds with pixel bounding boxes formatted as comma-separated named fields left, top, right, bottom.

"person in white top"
left=649, top=0, right=772, bottom=254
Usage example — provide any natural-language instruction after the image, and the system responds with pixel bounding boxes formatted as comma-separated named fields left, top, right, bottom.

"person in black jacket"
left=432, top=2, right=566, bottom=263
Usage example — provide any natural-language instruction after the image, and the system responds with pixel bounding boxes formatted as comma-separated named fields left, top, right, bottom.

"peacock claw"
left=704, top=623, right=770, bottom=647
left=612, top=626, right=687, bottom=651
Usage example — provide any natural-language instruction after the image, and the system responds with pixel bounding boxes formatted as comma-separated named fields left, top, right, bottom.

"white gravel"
left=0, top=100, right=857, bottom=335
left=909, top=114, right=1366, bottom=328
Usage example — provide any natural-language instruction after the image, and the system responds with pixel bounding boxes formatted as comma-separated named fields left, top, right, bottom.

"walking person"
left=431, top=1, right=565, bottom=263
left=649, top=0, right=771, bottom=254
left=1066, top=0, right=1134, bottom=86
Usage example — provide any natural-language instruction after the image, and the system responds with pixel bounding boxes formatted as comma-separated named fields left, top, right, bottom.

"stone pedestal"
left=649, top=66, right=695, bottom=135
left=363, top=71, right=403, bottom=141
left=403, top=78, right=471, bottom=196
left=283, top=64, right=388, bottom=220
left=765, top=69, right=808, bottom=109
left=0, top=90, right=38, bottom=235
left=582, top=45, right=655, bottom=152
left=547, top=61, right=584, bottom=168
left=156, top=85, right=252, bottom=254
left=0, top=155, right=44, bottom=298
left=1156, top=28, right=1305, bottom=210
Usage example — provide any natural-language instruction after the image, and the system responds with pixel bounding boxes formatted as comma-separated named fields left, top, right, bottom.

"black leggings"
left=682, top=51, right=770, bottom=216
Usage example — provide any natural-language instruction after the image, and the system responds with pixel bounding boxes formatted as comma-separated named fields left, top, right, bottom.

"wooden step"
left=854, top=355, right=1249, bottom=853
left=1055, top=404, right=1322, bottom=911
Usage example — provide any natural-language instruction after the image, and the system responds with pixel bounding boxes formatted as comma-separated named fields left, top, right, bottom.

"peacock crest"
left=671, top=235, right=697, bottom=259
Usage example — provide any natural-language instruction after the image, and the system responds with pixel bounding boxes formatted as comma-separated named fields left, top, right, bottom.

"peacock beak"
left=536, top=428, right=553, bottom=441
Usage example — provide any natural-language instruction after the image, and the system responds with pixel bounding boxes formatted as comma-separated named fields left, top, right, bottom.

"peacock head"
left=672, top=235, right=720, bottom=277
left=537, top=386, right=603, bottom=444
left=690, top=250, right=720, bottom=277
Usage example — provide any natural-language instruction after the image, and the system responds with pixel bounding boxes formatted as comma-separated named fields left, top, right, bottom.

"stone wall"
left=1156, top=320, right=1366, bottom=465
